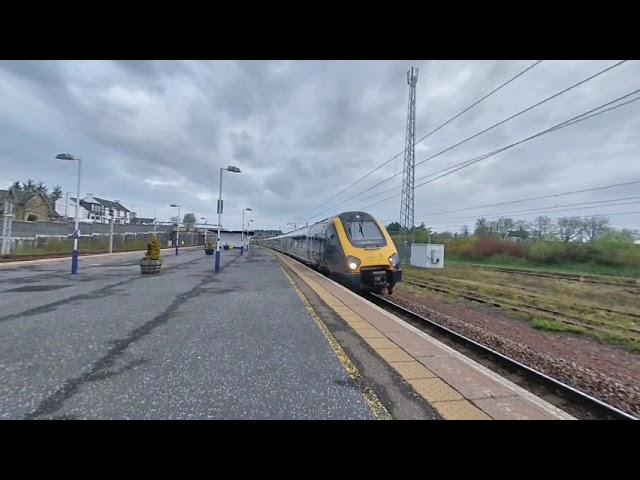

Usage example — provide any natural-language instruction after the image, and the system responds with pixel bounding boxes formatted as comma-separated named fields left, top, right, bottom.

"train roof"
left=263, top=211, right=380, bottom=240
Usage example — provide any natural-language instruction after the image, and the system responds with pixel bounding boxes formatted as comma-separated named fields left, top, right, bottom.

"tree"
left=555, top=216, right=583, bottom=243
left=581, top=216, right=611, bottom=241
left=531, top=216, right=552, bottom=240
left=49, top=185, right=63, bottom=204
left=36, top=182, right=48, bottom=196
left=170, top=215, right=180, bottom=225
left=474, top=218, right=490, bottom=237
left=386, top=222, right=401, bottom=232
left=496, top=217, right=515, bottom=239
left=461, top=225, right=470, bottom=238
left=10, top=181, right=22, bottom=190
left=183, top=213, right=196, bottom=227
left=22, top=179, right=35, bottom=191
left=509, top=220, right=530, bottom=240
left=595, top=230, right=636, bottom=245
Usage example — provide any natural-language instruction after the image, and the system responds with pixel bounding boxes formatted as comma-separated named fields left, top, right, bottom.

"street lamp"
left=170, top=204, right=180, bottom=255
left=216, top=165, right=241, bottom=273
left=201, top=217, right=208, bottom=245
left=56, top=153, right=82, bottom=274
left=242, top=208, right=252, bottom=248
left=247, top=219, right=254, bottom=249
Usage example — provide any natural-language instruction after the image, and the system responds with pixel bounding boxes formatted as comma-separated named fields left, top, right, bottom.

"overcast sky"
left=1, top=60, right=639, bottom=233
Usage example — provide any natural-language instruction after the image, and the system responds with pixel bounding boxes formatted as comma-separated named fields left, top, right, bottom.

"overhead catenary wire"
left=406, top=209, right=640, bottom=232
left=297, top=60, right=545, bottom=221
left=339, top=91, right=640, bottom=212
left=402, top=197, right=640, bottom=227
left=357, top=88, right=640, bottom=212
left=412, top=180, right=640, bottom=219
left=305, top=60, right=630, bottom=222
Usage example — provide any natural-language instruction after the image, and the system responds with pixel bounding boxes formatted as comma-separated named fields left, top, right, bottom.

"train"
left=258, top=211, right=402, bottom=294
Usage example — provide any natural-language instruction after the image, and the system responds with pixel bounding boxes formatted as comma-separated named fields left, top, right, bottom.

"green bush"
left=527, top=241, right=559, bottom=263
left=445, top=237, right=476, bottom=257
left=144, top=235, right=161, bottom=260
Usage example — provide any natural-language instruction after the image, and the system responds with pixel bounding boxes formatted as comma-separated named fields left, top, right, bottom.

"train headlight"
left=347, top=256, right=361, bottom=271
left=389, top=253, right=399, bottom=267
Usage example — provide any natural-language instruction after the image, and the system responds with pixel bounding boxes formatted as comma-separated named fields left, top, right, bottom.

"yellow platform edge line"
left=275, top=256, right=394, bottom=420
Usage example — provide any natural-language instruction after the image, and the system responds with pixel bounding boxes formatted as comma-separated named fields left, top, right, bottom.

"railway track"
left=368, top=292, right=638, bottom=421
left=403, top=278, right=640, bottom=341
left=267, top=248, right=638, bottom=419
left=440, top=276, right=640, bottom=320
left=416, top=275, right=640, bottom=320
left=466, top=264, right=640, bottom=288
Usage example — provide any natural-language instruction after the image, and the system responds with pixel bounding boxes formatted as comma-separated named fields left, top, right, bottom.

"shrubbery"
left=144, top=235, right=161, bottom=261
left=443, top=236, right=640, bottom=268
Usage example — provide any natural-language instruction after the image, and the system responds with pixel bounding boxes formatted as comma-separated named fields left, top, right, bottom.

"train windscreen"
left=344, top=220, right=387, bottom=247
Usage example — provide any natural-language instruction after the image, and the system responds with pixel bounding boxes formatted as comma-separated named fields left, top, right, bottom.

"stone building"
left=0, top=188, right=59, bottom=221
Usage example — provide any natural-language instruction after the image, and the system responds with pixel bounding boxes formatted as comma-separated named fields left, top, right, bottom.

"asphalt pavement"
left=0, top=247, right=376, bottom=419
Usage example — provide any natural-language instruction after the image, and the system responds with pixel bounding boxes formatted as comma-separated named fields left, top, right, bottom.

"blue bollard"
left=215, top=249, right=221, bottom=273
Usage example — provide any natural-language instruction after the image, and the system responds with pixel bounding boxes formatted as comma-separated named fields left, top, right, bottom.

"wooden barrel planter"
left=139, top=258, right=162, bottom=274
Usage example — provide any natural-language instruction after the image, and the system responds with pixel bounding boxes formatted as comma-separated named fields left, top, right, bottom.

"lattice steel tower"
left=400, top=66, right=419, bottom=258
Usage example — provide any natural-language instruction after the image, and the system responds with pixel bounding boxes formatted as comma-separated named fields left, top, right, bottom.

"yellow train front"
left=261, top=211, right=402, bottom=294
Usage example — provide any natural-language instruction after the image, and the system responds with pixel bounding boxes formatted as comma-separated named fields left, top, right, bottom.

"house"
left=0, top=188, right=59, bottom=221
left=56, top=195, right=132, bottom=224
left=55, top=197, right=93, bottom=223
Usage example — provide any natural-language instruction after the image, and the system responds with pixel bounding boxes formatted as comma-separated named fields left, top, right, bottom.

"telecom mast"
left=400, top=66, right=418, bottom=262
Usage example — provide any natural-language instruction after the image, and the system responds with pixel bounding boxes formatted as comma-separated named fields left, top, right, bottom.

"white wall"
left=218, top=232, right=244, bottom=247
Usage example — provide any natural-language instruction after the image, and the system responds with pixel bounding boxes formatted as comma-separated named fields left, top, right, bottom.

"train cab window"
left=343, top=220, right=387, bottom=248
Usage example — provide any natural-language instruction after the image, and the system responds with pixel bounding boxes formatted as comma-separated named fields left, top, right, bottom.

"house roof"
left=70, top=196, right=130, bottom=212
left=0, top=189, right=37, bottom=204
left=0, top=188, right=59, bottom=217
left=94, top=197, right=130, bottom=212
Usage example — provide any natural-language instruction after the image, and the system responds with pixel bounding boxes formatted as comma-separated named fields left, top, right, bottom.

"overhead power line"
left=408, top=209, right=640, bottom=231
left=414, top=180, right=640, bottom=219
left=358, top=87, right=640, bottom=212
left=338, top=90, right=640, bottom=212
left=306, top=60, right=630, bottom=221
left=410, top=197, right=640, bottom=226
left=298, top=60, right=544, bottom=220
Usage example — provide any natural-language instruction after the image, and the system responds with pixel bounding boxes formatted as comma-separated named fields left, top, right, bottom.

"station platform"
left=0, top=245, right=573, bottom=419
left=269, top=248, right=575, bottom=420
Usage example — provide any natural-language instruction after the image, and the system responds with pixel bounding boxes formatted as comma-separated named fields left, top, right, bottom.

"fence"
left=0, top=220, right=206, bottom=255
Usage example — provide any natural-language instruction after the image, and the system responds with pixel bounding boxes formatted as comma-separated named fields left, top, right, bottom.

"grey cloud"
left=1, top=60, right=640, bottom=233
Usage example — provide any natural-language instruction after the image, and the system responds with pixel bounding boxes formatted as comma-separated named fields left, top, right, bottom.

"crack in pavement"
left=23, top=274, right=213, bottom=419
left=22, top=253, right=244, bottom=419
left=0, top=255, right=206, bottom=323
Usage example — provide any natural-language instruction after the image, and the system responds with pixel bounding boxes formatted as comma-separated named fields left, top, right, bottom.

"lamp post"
left=201, top=217, right=207, bottom=245
left=247, top=219, right=254, bottom=250
left=170, top=204, right=180, bottom=255
left=56, top=153, right=82, bottom=274
left=216, top=165, right=241, bottom=273
left=242, top=208, right=252, bottom=248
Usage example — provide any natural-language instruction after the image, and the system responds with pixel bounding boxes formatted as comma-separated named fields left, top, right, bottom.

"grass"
left=446, top=255, right=640, bottom=278
left=403, top=262, right=640, bottom=353
left=13, top=239, right=153, bottom=256
left=532, top=318, right=586, bottom=334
